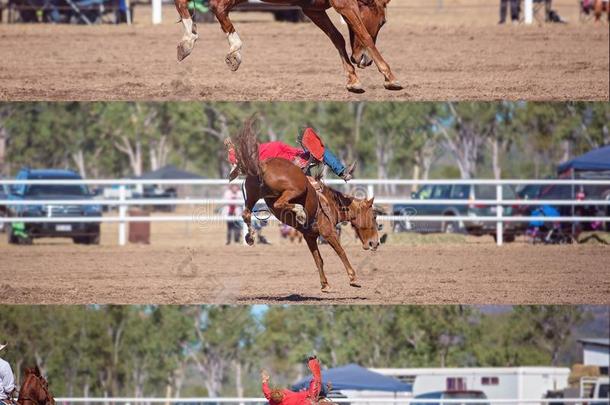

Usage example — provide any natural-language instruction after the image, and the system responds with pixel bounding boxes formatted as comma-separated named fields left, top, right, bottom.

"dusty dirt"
left=0, top=0, right=608, bottom=101
left=1, top=221, right=609, bottom=304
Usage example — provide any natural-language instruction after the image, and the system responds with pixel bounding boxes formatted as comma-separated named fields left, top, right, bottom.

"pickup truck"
left=6, top=168, right=102, bottom=244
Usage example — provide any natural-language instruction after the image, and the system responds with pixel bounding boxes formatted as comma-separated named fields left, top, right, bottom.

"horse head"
left=349, top=0, right=391, bottom=68
left=20, top=367, right=54, bottom=405
left=345, top=196, right=381, bottom=251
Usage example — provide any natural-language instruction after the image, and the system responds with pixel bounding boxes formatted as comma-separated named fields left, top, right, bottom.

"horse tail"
left=232, top=116, right=261, bottom=178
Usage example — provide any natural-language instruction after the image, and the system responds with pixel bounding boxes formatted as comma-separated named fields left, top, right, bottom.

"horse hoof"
left=384, top=80, right=403, bottom=91
left=321, top=285, right=332, bottom=293
left=177, top=40, right=194, bottom=62
left=347, top=83, right=365, bottom=94
left=296, top=213, right=307, bottom=225
left=245, top=233, right=255, bottom=246
left=225, top=52, right=242, bottom=72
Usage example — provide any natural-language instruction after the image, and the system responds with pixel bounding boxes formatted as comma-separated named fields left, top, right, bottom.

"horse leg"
left=329, top=0, right=402, bottom=90
left=304, top=234, right=331, bottom=292
left=302, top=9, right=363, bottom=93
left=242, top=177, right=259, bottom=246
left=209, top=0, right=245, bottom=71
left=273, top=189, right=307, bottom=226
left=174, top=0, right=198, bottom=61
left=324, top=232, right=360, bottom=288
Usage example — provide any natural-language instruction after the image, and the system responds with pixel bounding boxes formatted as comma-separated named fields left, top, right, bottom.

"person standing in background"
left=0, top=343, right=15, bottom=405
left=499, top=0, right=520, bottom=24
left=223, top=184, right=243, bottom=245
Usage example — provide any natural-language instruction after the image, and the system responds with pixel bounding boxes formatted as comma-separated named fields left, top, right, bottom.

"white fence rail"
left=52, top=398, right=602, bottom=404
left=1, top=178, right=609, bottom=246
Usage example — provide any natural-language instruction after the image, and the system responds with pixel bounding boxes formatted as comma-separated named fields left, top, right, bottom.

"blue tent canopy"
left=558, top=145, right=610, bottom=173
left=291, top=364, right=412, bottom=393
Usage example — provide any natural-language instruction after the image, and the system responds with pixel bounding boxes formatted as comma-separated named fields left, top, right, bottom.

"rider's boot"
left=342, top=161, right=356, bottom=182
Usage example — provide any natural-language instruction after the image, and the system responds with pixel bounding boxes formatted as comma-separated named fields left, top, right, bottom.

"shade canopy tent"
left=558, top=145, right=610, bottom=174
left=291, top=364, right=412, bottom=394
left=138, top=165, right=203, bottom=180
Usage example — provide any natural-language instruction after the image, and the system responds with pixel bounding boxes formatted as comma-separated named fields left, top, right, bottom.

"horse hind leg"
left=175, top=0, right=199, bottom=61
left=210, top=0, right=244, bottom=71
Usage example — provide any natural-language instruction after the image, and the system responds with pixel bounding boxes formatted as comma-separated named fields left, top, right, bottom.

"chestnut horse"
left=231, top=119, right=380, bottom=292
left=17, top=367, right=54, bottom=405
left=173, top=0, right=401, bottom=93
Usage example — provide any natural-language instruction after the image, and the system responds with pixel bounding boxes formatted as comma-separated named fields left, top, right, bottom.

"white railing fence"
left=1, top=178, right=609, bottom=246
left=52, top=398, right=602, bottom=404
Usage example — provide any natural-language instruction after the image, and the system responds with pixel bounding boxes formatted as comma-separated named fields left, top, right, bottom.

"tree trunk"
left=490, top=138, right=501, bottom=180
left=235, top=361, right=244, bottom=405
left=72, top=149, right=87, bottom=178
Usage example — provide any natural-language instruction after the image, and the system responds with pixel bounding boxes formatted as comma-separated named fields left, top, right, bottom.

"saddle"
left=306, top=176, right=334, bottom=224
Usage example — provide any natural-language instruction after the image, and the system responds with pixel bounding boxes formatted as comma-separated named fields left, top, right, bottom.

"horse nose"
left=369, top=240, right=379, bottom=250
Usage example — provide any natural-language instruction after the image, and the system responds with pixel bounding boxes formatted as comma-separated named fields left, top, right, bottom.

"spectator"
left=499, top=0, right=520, bottom=24
left=222, top=184, right=243, bottom=245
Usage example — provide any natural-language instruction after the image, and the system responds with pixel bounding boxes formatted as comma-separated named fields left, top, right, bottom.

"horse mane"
left=322, top=183, right=354, bottom=212
left=358, top=0, right=388, bottom=10
left=231, top=116, right=261, bottom=178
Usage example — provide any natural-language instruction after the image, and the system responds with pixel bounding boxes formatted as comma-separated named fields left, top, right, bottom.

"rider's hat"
left=0, top=343, right=7, bottom=352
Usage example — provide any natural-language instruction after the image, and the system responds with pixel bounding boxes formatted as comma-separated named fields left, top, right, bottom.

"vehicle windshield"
left=474, top=185, right=516, bottom=199
left=25, top=184, right=89, bottom=196
left=444, top=392, right=486, bottom=400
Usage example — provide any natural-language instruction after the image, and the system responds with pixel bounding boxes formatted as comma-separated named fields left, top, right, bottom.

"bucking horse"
left=173, top=0, right=401, bottom=93
left=231, top=118, right=381, bottom=292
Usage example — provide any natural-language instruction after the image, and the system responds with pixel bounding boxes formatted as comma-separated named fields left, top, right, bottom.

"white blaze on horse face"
left=181, top=18, right=195, bottom=41
left=227, top=31, right=242, bottom=53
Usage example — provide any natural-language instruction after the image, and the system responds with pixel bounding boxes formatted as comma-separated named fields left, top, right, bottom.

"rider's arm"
left=306, top=358, right=322, bottom=398
left=261, top=382, right=273, bottom=400
left=261, top=371, right=272, bottom=400
left=0, top=362, right=15, bottom=396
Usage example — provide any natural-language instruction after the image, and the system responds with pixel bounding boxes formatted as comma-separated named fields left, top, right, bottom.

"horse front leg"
left=210, top=0, right=246, bottom=71
left=302, top=9, right=363, bottom=93
left=324, top=231, right=360, bottom=288
left=304, top=234, right=331, bottom=292
left=175, top=0, right=199, bottom=61
left=330, top=0, right=402, bottom=90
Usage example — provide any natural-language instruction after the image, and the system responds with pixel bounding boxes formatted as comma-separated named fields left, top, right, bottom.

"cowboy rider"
left=225, top=128, right=356, bottom=182
left=261, top=356, right=322, bottom=405
left=0, top=343, right=16, bottom=405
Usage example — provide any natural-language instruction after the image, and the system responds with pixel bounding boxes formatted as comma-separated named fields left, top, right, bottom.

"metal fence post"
left=118, top=185, right=127, bottom=246
left=367, top=184, right=374, bottom=199
left=496, top=184, right=503, bottom=246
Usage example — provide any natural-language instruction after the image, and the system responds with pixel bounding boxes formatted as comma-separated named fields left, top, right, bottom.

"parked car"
left=412, top=390, right=489, bottom=405
left=7, top=168, right=102, bottom=244
left=392, top=183, right=520, bottom=242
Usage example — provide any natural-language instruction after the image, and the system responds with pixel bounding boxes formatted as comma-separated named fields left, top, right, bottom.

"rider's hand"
left=261, top=370, right=270, bottom=384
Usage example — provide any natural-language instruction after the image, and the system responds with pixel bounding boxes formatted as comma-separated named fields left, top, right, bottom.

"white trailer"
left=371, top=367, right=570, bottom=400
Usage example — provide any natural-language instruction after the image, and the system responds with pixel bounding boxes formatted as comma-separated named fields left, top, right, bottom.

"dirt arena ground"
left=0, top=0, right=608, bottom=101
left=1, top=219, right=609, bottom=304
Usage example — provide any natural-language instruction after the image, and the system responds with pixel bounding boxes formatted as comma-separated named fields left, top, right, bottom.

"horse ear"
left=367, top=197, right=374, bottom=207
